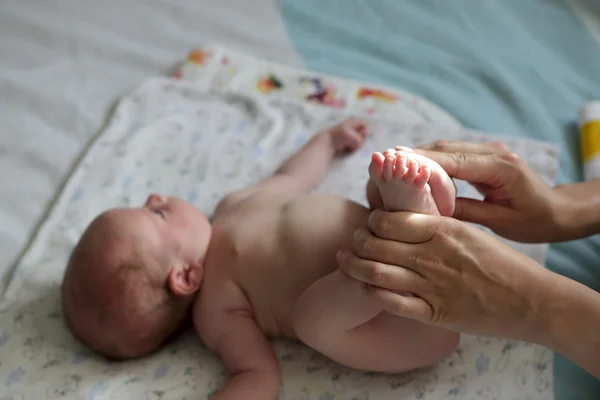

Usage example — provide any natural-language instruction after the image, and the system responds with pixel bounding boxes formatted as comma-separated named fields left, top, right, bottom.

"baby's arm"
left=204, top=312, right=280, bottom=400
left=255, top=119, right=369, bottom=194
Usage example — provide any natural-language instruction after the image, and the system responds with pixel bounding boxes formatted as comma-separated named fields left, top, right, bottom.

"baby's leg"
left=292, top=269, right=459, bottom=373
left=368, top=149, right=456, bottom=216
left=305, top=148, right=458, bottom=371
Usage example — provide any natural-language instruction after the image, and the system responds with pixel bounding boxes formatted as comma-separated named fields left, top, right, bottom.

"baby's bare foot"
left=368, top=149, right=456, bottom=216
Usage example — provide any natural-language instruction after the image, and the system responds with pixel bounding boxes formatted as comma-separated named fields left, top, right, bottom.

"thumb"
left=415, top=151, right=516, bottom=187
left=453, top=197, right=512, bottom=228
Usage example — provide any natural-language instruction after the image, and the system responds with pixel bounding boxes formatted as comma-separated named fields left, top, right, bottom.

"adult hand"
left=338, top=210, right=558, bottom=340
left=338, top=209, right=600, bottom=379
left=413, top=141, right=565, bottom=243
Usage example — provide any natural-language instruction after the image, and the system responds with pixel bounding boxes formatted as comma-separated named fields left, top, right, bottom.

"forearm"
left=275, top=131, right=335, bottom=191
left=212, top=371, right=280, bottom=400
left=537, top=273, right=600, bottom=379
left=554, top=179, right=600, bottom=240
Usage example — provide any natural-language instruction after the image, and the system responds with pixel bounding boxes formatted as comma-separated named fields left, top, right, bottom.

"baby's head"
left=61, top=194, right=211, bottom=359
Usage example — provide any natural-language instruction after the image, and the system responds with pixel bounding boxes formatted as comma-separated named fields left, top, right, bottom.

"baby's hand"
left=330, top=119, right=370, bottom=154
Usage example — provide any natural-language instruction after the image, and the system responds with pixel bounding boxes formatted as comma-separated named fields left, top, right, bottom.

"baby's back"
left=207, top=193, right=369, bottom=338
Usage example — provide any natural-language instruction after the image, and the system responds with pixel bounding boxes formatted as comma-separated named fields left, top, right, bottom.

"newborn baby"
left=62, top=119, right=458, bottom=398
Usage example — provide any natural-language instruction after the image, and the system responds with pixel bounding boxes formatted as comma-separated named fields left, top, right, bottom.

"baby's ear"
left=167, top=261, right=203, bottom=297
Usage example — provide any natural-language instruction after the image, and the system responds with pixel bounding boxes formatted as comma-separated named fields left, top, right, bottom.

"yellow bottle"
left=579, top=101, right=600, bottom=181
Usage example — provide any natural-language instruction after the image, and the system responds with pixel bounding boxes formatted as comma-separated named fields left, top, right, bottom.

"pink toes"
left=383, top=148, right=396, bottom=158
left=372, top=149, right=433, bottom=191
left=393, top=152, right=407, bottom=178
left=392, top=151, right=430, bottom=189
left=413, top=165, right=431, bottom=189
left=382, top=154, right=395, bottom=181
left=403, top=159, right=420, bottom=183
left=369, top=147, right=448, bottom=216
left=369, top=152, right=385, bottom=180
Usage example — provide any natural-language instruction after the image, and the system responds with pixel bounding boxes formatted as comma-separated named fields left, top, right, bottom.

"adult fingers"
left=453, top=197, right=512, bottom=227
left=410, top=151, right=520, bottom=186
left=394, top=145, right=414, bottom=152
left=368, top=286, right=433, bottom=323
left=472, top=182, right=492, bottom=197
left=367, top=210, right=439, bottom=243
left=338, top=249, right=427, bottom=291
left=352, top=228, right=425, bottom=269
left=416, top=140, right=511, bottom=154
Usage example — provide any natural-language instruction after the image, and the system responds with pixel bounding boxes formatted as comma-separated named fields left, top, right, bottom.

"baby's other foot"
left=329, top=119, right=369, bottom=154
left=369, top=149, right=455, bottom=216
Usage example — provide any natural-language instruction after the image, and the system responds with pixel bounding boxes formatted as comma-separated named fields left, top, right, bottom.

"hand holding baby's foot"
left=369, top=149, right=456, bottom=216
left=329, top=119, right=369, bottom=155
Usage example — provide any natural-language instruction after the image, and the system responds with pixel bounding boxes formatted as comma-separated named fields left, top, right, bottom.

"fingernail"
left=353, top=228, right=367, bottom=243
left=368, top=209, right=382, bottom=227
left=337, top=249, right=349, bottom=261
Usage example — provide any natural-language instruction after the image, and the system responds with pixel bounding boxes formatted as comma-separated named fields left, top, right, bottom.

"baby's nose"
left=145, top=193, right=167, bottom=206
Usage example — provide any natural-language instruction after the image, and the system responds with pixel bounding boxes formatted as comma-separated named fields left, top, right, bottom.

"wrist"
left=321, top=129, right=339, bottom=155
left=553, top=181, right=600, bottom=241
left=515, top=268, right=564, bottom=345
left=530, top=272, right=571, bottom=348
left=537, top=273, right=600, bottom=378
left=550, top=188, right=576, bottom=241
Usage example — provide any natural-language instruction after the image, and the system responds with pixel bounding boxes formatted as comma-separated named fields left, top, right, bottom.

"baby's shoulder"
left=192, top=269, right=250, bottom=343
left=213, top=188, right=255, bottom=217
left=213, top=187, right=299, bottom=220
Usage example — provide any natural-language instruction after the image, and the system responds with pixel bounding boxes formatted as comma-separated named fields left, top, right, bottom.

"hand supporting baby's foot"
left=368, top=149, right=455, bottom=216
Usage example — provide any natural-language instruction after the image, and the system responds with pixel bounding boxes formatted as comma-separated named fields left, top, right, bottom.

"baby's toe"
left=404, top=159, right=420, bottom=183
left=414, top=166, right=431, bottom=189
left=369, top=152, right=385, bottom=180
left=382, top=154, right=395, bottom=181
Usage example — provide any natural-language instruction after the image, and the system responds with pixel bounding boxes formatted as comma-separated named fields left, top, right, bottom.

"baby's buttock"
left=237, top=195, right=370, bottom=338
left=245, top=264, right=336, bottom=339
left=243, top=253, right=344, bottom=339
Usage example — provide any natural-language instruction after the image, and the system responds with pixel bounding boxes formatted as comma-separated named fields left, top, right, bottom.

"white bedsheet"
left=0, top=0, right=301, bottom=296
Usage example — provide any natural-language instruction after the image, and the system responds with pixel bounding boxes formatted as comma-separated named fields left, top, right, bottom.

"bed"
left=1, top=0, right=599, bottom=398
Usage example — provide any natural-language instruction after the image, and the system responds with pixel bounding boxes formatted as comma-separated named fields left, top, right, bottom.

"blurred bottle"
left=579, top=101, right=600, bottom=181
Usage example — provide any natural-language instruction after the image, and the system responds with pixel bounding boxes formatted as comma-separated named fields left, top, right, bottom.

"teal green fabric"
left=278, top=0, right=600, bottom=398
